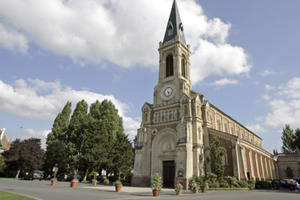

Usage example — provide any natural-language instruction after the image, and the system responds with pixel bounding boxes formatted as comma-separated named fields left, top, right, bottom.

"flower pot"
left=51, top=179, right=57, bottom=186
left=71, top=180, right=78, bottom=188
left=104, top=180, right=109, bottom=185
left=92, top=180, right=97, bottom=186
left=115, top=185, right=122, bottom=192
left=193, top=188, right=199, bottom=194
left=152, top=189, right=160, bottom=197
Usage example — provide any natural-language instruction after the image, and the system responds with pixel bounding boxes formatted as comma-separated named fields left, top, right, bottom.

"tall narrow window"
left=181, top=55, right=186, bottom=78
left=166, top=55, right=174, bottom=77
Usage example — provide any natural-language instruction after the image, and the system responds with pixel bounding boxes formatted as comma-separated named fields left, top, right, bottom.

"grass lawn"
left=0, top=190, right=36, bottom=200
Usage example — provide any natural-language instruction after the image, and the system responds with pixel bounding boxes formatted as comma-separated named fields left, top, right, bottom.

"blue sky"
left=0, top=0, right=299, bottom=152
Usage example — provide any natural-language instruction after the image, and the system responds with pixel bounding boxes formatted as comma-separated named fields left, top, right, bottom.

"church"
left=132, top=0, right=275, bottom=188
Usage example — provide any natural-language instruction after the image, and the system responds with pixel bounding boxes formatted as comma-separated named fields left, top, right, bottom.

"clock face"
left=164, top=87, right=173, bottom=97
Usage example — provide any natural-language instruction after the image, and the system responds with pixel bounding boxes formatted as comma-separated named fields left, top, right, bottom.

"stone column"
left=248, top=149, right=254, bottom=180
left=259, top=154, right=265, bottom=180
left=255, top=152, right=261, bottom=180
left=240, top=147, right=248, bottom=179
left=232, top=142, right=240, bottom=179
left=264, top=157, right=269, bottom=179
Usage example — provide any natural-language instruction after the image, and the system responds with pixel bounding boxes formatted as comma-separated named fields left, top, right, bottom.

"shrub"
left=219, top=179, right=230, bottom=188
left=255, top=181, right=272, bottom=189
left=225, top=176, right=239, bottom=188
left=205, top=173, right=218, bottom=184
left=237, top=180, right=248, bottom=188
left=247, top=180, right=255, bottom=190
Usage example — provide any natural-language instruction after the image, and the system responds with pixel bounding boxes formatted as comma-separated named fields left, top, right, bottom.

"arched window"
left=166, top=55, right=174, bottom=77
left=181, top=55, right=186, bottom=78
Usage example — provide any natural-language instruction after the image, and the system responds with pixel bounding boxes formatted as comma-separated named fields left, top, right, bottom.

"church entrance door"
left=163, top=160, right=175, bottom=188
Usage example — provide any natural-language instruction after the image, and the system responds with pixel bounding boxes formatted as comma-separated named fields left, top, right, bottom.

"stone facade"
left=274, top=153, right=300, bottom=179
left=0, top=128, right=10, bottom=155
left=132, top=0, right=275, bottom=188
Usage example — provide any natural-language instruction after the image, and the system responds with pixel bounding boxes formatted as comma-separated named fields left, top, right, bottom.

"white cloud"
left=246, top=124, right=266, bottom=134
left=0, top=23, right=28, bottom=53
left=265, top=84, right=274, bottom=90
left=191, top=39, right=251, bottom=83
left=209, top=78, right=238, bottom=86
left=0, top=0, right=250, bottom=84
left=0, top=79, right=140, bottom=139
left=262, top=77, right=300, bottom=128
left=263, top=94, right=270, bottom=100
left=260, top=70, right=275, bottom=77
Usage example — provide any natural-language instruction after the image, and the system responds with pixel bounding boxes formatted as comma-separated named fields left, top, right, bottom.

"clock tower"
left=132, top=0, right=205, bottom=189
left=154, top=0, right=191, bottom=105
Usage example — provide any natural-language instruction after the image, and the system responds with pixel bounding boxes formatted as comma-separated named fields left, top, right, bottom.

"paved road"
left=0, top=180, right=299, bottom=200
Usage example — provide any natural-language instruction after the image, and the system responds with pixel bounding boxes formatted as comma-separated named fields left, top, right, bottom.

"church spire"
left=163, top=0, right=186, bottom=45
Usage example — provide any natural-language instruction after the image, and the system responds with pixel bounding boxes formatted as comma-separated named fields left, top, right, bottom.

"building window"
left=231, top=127, right=234, bottom=135
left=224, top=123, right=228, bottom=133
left=181, top=55, right=186, bottom=78
left=217, top=119, right=221, bottom=131
left=166, top=55, right=174, bottom=77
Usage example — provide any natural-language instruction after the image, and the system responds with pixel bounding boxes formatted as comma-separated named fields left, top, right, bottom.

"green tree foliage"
left=0, top=156, right=7, bottom=176
left=45, top=99, right=134, bottom=181
left=281, top=124, right=296, bottom=153
left=4, top=138, right=44, bottom=178
left=44, top=102, right=71, bottom=173
left=210, top=137, right=225, bottom=181
left=66, top=100, right=88, bottom=175
left=294, top=128, right=300, bottom=151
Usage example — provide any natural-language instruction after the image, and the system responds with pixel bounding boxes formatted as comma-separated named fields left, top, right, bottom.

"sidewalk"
left=81, top=185, right=174, bottom=193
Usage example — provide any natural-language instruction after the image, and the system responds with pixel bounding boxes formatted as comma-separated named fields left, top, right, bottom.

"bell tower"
left=154, top=0, right=191, bottom=105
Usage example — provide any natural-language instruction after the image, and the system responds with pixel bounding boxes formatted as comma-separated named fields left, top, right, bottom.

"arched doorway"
left=151, top=129, right=177, bottom=188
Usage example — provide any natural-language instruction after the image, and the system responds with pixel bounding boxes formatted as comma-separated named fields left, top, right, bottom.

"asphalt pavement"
left=0, top=180, right=299, bottom=200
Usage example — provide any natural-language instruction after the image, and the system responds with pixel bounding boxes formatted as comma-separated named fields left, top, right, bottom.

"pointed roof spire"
left=163, top=0, right=186, bottom=45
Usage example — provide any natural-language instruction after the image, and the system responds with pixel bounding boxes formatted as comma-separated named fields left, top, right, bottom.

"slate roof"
left=163, top=0, right=186, bottom=44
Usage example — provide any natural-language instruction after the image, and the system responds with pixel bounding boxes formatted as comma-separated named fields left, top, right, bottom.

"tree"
left=111, top=131, right=134, bottom=179
left=44, top=102, right=72, bottom=173
left=281, top=124, right=296, bottom=153
left=0, top=156, right=7, bottom=177
left=210, top=137, right=225, bottom=181
left=4, top=138, right=44, bottom=178
left=66, top=100, right=88, bottom=176
left=98, top=100, right=123, bottom=175
left=294, top=128, right=300, bottom=151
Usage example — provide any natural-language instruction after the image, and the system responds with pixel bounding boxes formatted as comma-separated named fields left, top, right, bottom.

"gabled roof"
left=163, top=0, right=186, bottom=45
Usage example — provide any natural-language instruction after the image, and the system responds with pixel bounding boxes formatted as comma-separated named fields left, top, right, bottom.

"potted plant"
left=91, top=172, right=98, bottom=186
left=51, top=169, right=58, bottom=186
left=152, top=173, right=162, bottom=197
left=189, top=179, right=199, bottom=194
left=51, top=177, right=57, bottom=186
left=71, top=171, right=79, bottom=188
left=175, top=183, right=183, bottom=195
left=104, top=177, right=110, bottom=185
left=115, top=180, right=122, bottom=192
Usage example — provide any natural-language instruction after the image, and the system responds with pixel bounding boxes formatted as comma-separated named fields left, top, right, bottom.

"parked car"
left=23, top=170, right=44, bottom=181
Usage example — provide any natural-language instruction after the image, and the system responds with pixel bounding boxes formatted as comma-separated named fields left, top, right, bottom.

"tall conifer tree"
left=281, top=124, right=296, bottom=153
